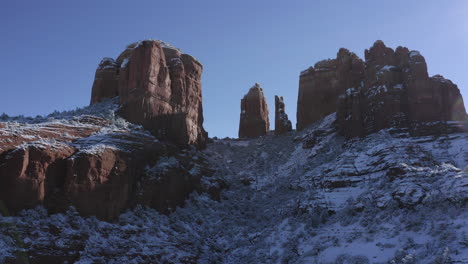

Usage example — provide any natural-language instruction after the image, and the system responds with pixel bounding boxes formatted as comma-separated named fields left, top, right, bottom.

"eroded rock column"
left=239, top=83, right=270, bottom=138
left=274, top=95, right=292, bottom=135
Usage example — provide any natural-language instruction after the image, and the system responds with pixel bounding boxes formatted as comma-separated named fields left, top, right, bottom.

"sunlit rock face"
left=90, top=40, right=207, bottom=148
left=297, top=40, right=467, bottom=136
left=239, top=83, right=270, bottom=138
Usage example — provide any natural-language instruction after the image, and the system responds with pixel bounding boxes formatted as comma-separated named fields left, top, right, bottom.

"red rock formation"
left=134, top=152, right=221, bottom=214
left=274, top=95, right=292, bottom=135
left=297, top=49, right=364, bottom=130
left=298, top=40, right=466, bottom=137
left=89, top=40, right=207, bottom=148
left=336, top=41, right=467, bottom=137
left=62, top=130, right=169, bottom=220
left=0, top=116, right=106, bottom=155
left=0, top=114, right=218, bottom=221
left=0, top=117, right=107, bottom=213
left=239, top=83, right=270, bottom=138
left=89, top=58, right=119, bottom=105
left=64, top=148, right=132, bottom=220
left=0, top=143, right=75, bottom=212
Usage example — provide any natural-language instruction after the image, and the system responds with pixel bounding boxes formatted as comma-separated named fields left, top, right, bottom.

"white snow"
left=409, top=50, right=421, bottom=57
left=379, top=65, right=396, bottom=71
left=120, top=58, right=129, bottom=68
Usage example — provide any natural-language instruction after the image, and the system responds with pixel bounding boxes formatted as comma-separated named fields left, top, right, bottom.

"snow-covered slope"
left=1, top=114, right=467, bottom=263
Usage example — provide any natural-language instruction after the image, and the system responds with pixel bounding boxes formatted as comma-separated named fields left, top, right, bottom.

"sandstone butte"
left=297, top=40, right=467, bottom=136
left=90, top=40, right=207, bottom=148
left=238, top=83, right=270, bottom=138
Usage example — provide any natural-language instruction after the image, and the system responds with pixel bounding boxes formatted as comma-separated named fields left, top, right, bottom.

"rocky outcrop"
left=239, top=83, right=270, bottom=138
left=337, top=41, right=467, bottom=137
left=297, top=49, right=365, bottom=130
left=0, top=112, right=221, bottom=221
left=298, top=40, right=467, bottom=136
left=90, top=40, right=207, bottom=148
left=0, top=142, right=75, bottom=212
left=274, top=95, right=292, bottom=135
left=0, top=116, right=106, bottom=213
left=134, top=151, right=225, bottom=214
left=90, top=58, right=119, bottom=105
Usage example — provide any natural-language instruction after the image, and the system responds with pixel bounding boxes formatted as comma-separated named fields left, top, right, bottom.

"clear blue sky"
left=2, top=0, right=468, bottom=137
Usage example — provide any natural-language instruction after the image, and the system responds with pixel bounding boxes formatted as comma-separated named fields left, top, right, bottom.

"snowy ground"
left=1, top=113, right=467, bottom=263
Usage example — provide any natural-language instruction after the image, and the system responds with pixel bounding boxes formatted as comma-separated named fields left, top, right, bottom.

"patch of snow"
left=409, top=50, right=421, bottom=57
left=120, top=58, right=129, bottom=68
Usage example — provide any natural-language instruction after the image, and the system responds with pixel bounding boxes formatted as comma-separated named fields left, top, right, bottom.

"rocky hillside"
left=1, top=112, right=467, bottom=263
left=0, top=99, right=223, bottom=223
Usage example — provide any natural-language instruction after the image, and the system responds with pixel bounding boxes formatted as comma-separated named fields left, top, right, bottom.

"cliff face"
left=297, top=40, right=467, bottom=136
left=90, top=40, right=207, bottom=148
left=239, top=83, right=270, bottom=138
left=297, top=48, right=365, bottom=130
left=0, top=105, right=223, bottom=222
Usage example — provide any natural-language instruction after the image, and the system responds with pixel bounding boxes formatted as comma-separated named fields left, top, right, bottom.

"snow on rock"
left=409, top=50, right=421, bottom=57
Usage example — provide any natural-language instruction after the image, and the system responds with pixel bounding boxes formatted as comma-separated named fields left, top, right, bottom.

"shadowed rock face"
left=239, top=83, right=270, bottom=138
left=90, top=40, right=207, bottom=148
left=337, top=41, right=467, bottom=137
left=297, top=48, right=365, bottom=130
left=298, top=40, right=467, bottom=136
left=274, top=95, right=292, bottom=135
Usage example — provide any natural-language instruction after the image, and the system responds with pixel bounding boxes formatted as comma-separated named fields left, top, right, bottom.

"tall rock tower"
left=239, top=83, right=270, bottom=138
left=89, top=40, right=207, bottom=148
left=274, top=95, right=292, bottom=135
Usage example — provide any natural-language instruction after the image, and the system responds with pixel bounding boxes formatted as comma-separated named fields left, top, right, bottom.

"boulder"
left=274, top=95, right=292, bottom=135
left=239, top=83, right=270, bottom=138
left=90, top=40, right=207, bottom=148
